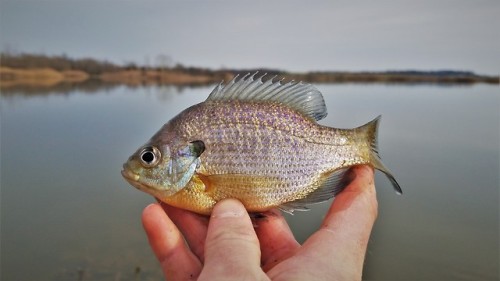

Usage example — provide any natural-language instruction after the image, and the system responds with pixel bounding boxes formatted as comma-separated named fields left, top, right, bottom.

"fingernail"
left=211, top=199, right=246, bottom=218
left=353, top=165, right=375, bottom=180
left=144, top=203, right=159, bottom=211
left=356, top=164, right=373, bottom=173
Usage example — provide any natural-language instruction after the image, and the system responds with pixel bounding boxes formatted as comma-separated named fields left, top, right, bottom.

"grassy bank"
left=0, top=67, right=89, bottom=87
left=1, top=53, right=498, bottom=89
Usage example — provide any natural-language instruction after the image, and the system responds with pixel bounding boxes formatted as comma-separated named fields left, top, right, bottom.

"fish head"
left=121, top=138, right=205, bottom=197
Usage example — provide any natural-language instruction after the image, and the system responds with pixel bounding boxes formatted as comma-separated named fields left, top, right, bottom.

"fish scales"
left=122, top=74, right=402, bottom=215
left=176, top=103, right=329, bottom=207
left=181, top=102, right=341, bottom=168
left=140, top=101, right=362, bottom=210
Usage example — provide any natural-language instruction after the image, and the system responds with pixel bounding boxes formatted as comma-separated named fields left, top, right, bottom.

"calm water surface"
left=1, top=83, right=498, bottom=280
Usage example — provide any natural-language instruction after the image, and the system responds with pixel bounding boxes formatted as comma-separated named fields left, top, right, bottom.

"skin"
left=142, top=165, right=378, bottom=281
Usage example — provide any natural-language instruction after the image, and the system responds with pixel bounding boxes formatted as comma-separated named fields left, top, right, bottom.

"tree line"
left=0, top=52, right=225, bottom=76
left=0, top=52, right=124, bottom=75
left=1, top=52, right=497, bottom=84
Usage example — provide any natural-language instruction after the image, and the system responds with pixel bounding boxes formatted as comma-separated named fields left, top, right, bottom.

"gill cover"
left=162, top=141, right=204, bottom=196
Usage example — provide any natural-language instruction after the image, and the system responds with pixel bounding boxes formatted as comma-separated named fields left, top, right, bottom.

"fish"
left=121, top=73, right=401, bottom=215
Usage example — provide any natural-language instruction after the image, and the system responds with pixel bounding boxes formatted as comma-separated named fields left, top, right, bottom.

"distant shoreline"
left=1, top=53, right=498, bottom=89
left=2, top=66, right=498, bottom=88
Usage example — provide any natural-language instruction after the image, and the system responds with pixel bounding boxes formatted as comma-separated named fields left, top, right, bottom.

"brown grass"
left=0, top=67, right=88, bottom=88
left=1, top=66, right=498, bottom=89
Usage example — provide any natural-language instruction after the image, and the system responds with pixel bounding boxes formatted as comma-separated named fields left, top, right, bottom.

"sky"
left=1, top=0, right=499, bottom=75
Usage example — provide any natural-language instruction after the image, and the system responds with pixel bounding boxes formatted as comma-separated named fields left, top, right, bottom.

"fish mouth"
left=121, top=165, right=148, bottom=191
left=121, top=164, right=139, bottom=180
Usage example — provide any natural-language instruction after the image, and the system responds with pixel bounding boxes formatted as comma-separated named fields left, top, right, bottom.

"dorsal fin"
left=207, top=72, right=328, bottom=121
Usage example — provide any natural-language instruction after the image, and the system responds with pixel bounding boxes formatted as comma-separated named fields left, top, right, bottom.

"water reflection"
left=2, top=76, right=488, bottom=99
left=1, top=83, right=498, bottom=281
left=0, top=79, right=214, bottom=98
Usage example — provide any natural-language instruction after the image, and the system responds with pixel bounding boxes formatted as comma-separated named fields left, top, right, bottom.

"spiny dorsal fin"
left=207, top=72, right=328, bottom=121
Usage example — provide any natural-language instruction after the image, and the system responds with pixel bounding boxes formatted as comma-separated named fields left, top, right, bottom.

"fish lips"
left=121, top=165, right=148, bottom=191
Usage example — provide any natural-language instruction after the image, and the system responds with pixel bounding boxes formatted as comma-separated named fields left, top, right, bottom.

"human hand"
left=142, top=165, right=378, bottom=281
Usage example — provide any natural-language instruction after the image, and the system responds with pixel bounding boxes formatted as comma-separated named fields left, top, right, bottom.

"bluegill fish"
left=122, top=73, right=401, bottom=215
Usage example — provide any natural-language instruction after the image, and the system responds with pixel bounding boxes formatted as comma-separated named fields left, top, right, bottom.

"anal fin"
left=278, top=168, right=350, bottom=214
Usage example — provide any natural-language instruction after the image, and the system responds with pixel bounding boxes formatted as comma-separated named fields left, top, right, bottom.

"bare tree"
left=155, top=54, right=173, bottom=70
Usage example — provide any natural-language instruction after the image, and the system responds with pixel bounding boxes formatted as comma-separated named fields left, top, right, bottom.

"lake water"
left=1, top=82, right=499, bottom=280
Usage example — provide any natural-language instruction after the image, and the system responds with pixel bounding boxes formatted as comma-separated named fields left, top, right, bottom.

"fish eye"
left=139, top=146, right=161, bottom=167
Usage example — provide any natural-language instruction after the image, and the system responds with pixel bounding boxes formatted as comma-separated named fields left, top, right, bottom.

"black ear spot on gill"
left=190, top=140, right=205, bottom=157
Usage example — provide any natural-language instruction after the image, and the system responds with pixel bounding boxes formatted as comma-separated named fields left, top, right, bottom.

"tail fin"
left=359, top=116, right=402, bottom=194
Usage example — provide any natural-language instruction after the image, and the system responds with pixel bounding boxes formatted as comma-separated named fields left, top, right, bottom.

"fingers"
left=324, top=165, right=378, bottom=228
left=198, top=199, right=267, bottom=280
left=158, top=202, right=209, bottom=262
left=301, top=165, right=378, bottom=280
left=142, top=203, right=202, bottom=280
left=253, top=209, right=300, bottom=271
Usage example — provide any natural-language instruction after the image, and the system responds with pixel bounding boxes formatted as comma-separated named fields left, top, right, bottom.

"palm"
left=142, top=165, right=378, bottom=280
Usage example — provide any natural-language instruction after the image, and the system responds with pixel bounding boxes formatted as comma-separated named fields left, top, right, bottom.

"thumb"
left=198, top=199, right=266, bottom=280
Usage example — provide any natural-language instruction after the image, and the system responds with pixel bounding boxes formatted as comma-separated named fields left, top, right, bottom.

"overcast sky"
left=1, top=0, right=499, bottom=75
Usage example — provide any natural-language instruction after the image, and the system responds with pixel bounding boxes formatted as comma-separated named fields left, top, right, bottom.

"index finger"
left=253, top=209, right=300, bottom=271
left=142, top=203, right=202, bottom=280
left=158, top=201, right=209, bottom=262
left=301, top=165, right=378, bottom=278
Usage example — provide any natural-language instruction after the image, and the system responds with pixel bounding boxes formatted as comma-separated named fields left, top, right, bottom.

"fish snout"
left=121, top=162, right=140, bottom=182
